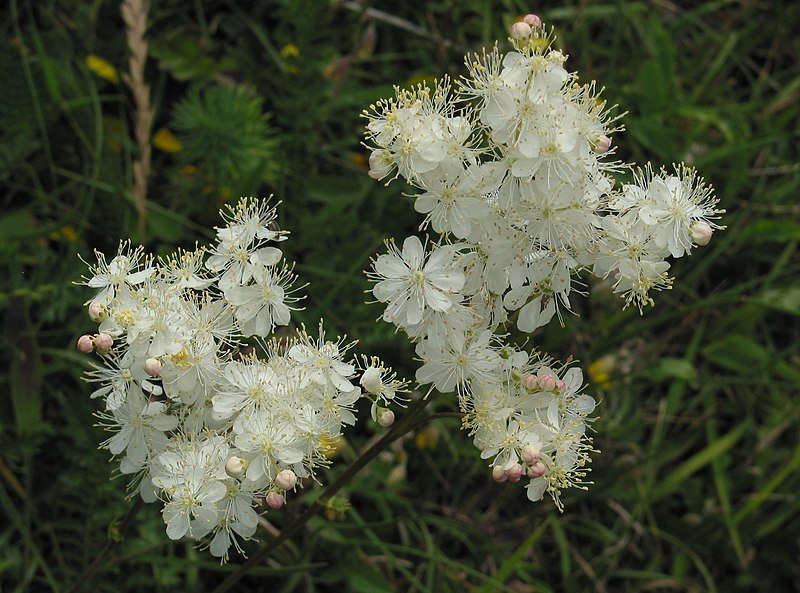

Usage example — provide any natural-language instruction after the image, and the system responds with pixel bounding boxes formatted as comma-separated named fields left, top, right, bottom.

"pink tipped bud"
left=144, top=357, right=162, bottom=378
left=265, top=491, right=285, bottom=509
left=521, top=444, right=541, bottom=466
left=594, top=135, right=612, bottom=153
left=225, top=456, right=246, bottom=479
left=87, top=301, right=108, bottom=323
left=506, top=463, right=524, bottom=483
left=275, top=469, right=297, bottom=491
left=555, top=379, right=567, bottom=392
left=538, top=374, right=556, bottom=392
left=76, top=334, right=94, bottom=354
left=690, top=221, right=713, bottom=246
left=522, top=14, right=542, bottom=28
left=528, top=460, right=547, bottom=479
left=491, top=465, right=508, bottom=483
left=377, top=408, right=395, bottom=428
left=94, top=333, right=114, bottom=354
left=523, top=374, right=539, bottom=390
left=511, top=21, right=532, bottom=40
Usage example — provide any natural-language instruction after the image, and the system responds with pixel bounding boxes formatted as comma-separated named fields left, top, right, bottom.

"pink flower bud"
left=265, top=491, right=285, bottom=509
left=144, top=357, right=162, bottom=378
left=76, top=334, right=94, bottom=354
left=506, top=463, right=524, bottom=483
left=523, top=374, right=539, bottom=390
left=521, top=444, right=541, bottom=466
left=94, top=333, right=114, bottom=354
left=538, top=374, right=556, bottom=391
left=511, top=21, right=532, bottom=40
left=225, top=456, right=246, bottom=479
left=491, top=465, right=508, bottom=483
left=690, top=221, right=713, bottom=246
left=593, top=135, right=612, bottom=153
left=555, top=379, right=567, bottom=392
left=275, top=469, right=297, bottom=491
left=527, top=460, right=546, bottom=479
left=522, top=14, right=542, bottom=28
left=377, top=408, right=395, bottom=427
left=87, top=301, right=108, bottom=323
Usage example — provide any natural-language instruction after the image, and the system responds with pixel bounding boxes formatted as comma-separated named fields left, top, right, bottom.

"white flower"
left=234, top=412, right=305, bottom=483
left=225, top=262, right=301, bottom=337
left=370, top=236, right=465, bottom=326
left=83, top=242, right=154, bottom=304
left=162, top=247, right=216, bottom=290
left=637, top=166, right=723, bottom=257
left=414, top=162, right=502, bottom=239
left=98, top=384, right=177, bottom=464
left=415, top=330, right=501, bottom=393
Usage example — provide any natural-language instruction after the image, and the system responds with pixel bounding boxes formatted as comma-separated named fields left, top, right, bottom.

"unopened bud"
left=506, top=463, right=524, bottom=483
left=144, top=357, right=162, bottom=377
left=690, top=221, right=713, bottom=246
left=491, top=465, right=508, bottom=482
left=555, top=379, right=567, bottom=392
left=511, top=21, right=532, bottom=40
left=94, top=333, right=114, bottom=354
left=87, top=301, right=108, bottom=323
left=538, top=374, right=556, bottom=391
left=593, top=135, right=612, bottom=153
left=523, top=14, right=542, bottom=28
left=265, top=491, right=285, bottom=509
left=360, top=366, right=383, bottom=394
left=523, top=374, right=539, bottom=390
left=275, top=469, right=297, bottom=491
left=528, top=460, right=547, bottom=479
left=76, top=334, right=94, bottom=354
left=521, top=444, right=541, bottom=466
left=225, top=456, right=246, bottom=478
left=377, top=408, right=395, bottom=427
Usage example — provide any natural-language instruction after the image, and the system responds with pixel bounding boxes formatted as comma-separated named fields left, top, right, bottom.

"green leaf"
left=753, top=286, right=800, bottom=316
left=651, top=420, right=748, bottom=502
left=702, top=335, right=771, bottom=372
left=347, top=564, right=392, bottom=593
left=644, top=358, right=698, bottom=383
left=742, top=219, right=800, bottom=243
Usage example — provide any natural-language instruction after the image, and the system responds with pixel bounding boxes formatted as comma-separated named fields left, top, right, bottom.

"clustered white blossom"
left=78, top=198, right=406, bottom=561
left=363, top=16, right=724, bottom=508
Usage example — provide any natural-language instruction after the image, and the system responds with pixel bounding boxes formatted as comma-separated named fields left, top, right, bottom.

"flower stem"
left=207, top=393, right=435, bottom=593
left=64, top=497, right=145, bottom=593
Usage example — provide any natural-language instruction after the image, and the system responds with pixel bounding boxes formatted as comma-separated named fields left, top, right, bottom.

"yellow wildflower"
left=85, top=54, right=119, bottom=83
left=152, top=128, right=183, bottom=153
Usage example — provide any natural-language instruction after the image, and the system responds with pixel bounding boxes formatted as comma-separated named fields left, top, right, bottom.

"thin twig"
left=337, top=1, right=453, bottom=49
left=64, top=497, right=145, bottom=593
left=207, top=393, right=435, bottom=593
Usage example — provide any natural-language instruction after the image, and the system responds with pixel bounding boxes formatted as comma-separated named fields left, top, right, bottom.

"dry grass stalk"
left=121, top=0, right=153, bottom=241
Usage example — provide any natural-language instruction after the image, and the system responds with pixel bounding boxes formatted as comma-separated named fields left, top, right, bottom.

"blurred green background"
left=1, top=0, right=799, bottom=591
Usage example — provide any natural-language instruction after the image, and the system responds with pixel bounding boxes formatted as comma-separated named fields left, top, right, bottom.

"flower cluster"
left=78, top=198, right=405, bottom=561
left=364, top=16, right=723, bottom=508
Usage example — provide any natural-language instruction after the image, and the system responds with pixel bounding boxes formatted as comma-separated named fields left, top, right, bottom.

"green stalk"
left=207, top=393, right=436, bottom=593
